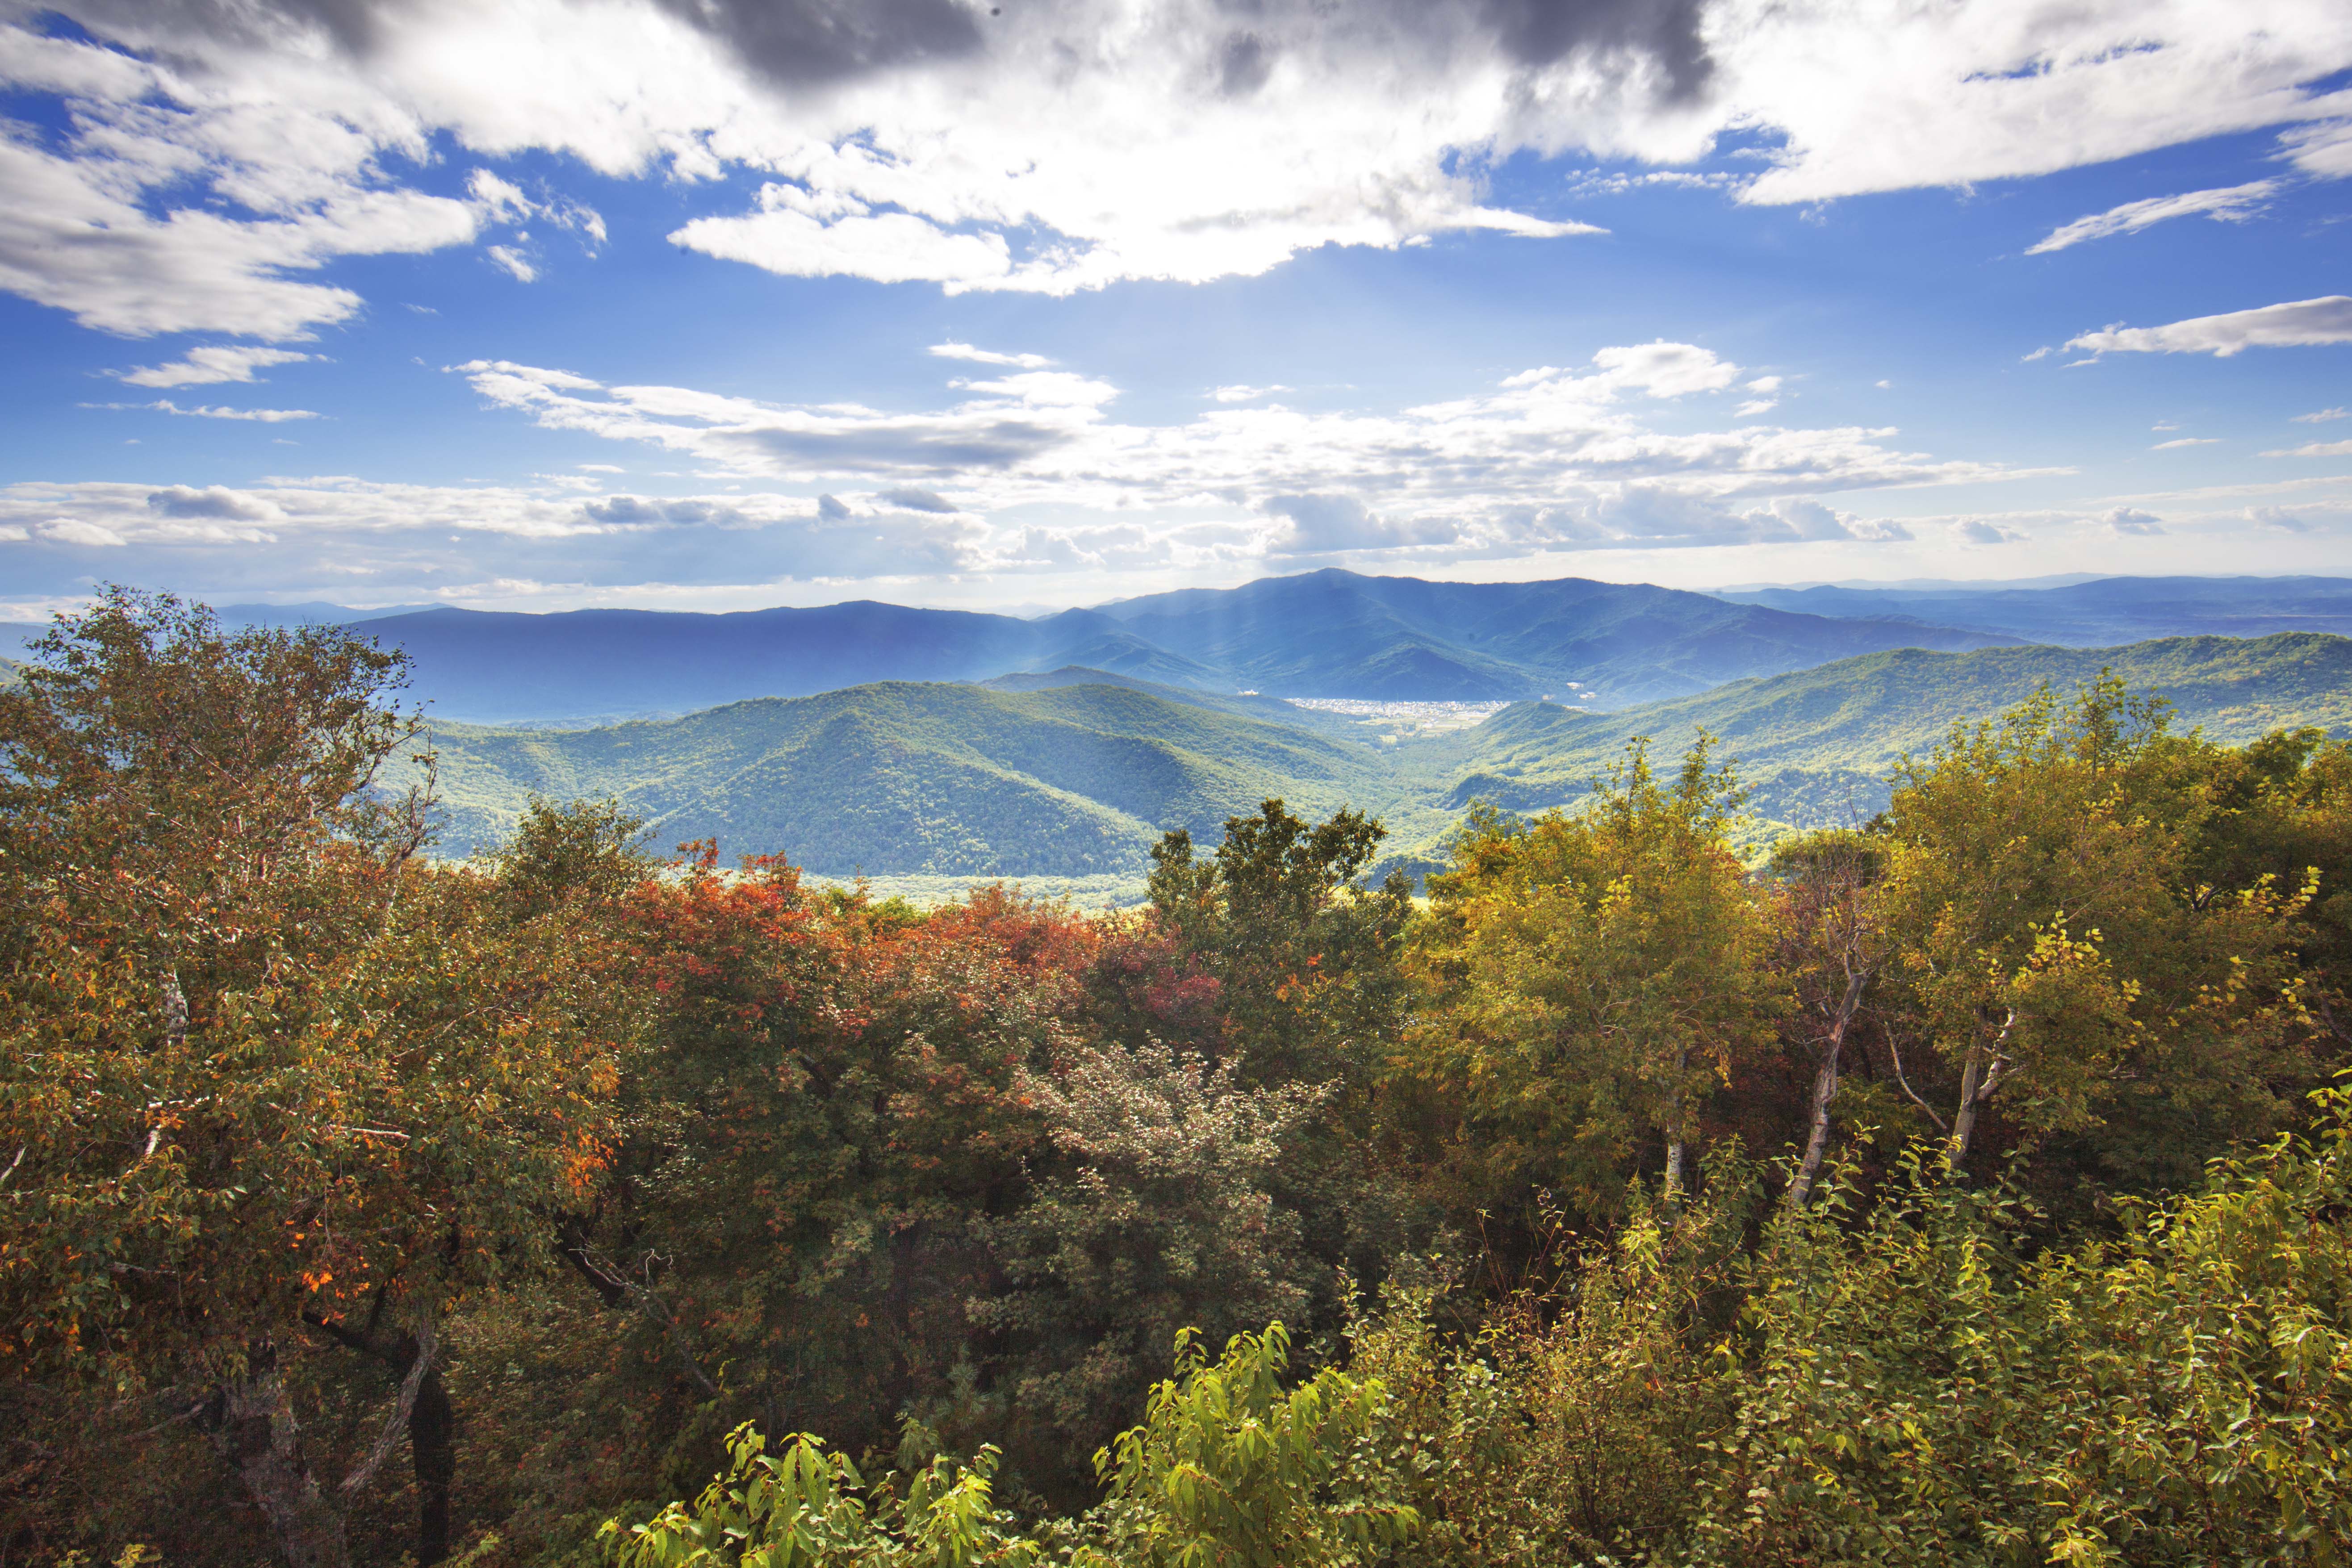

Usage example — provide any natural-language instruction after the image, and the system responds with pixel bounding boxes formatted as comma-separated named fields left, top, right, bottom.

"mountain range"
left=9, top=572, right=2348, bottom=727
left=414, top=631, right=2352, bottom=897
left=1716, top=575, right=2352, bottom=647
left=0, top=570, right=2018, bottom=724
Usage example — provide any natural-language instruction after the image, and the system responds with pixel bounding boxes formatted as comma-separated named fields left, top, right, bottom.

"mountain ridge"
left=417, top=631, right=2352, bottom=896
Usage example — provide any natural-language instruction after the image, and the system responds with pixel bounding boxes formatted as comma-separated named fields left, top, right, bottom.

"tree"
left=1146, top=800, right=1412, bottom=1089
left=1142, top=802, right=1421, bottom=1350
left=1415, top=738, right=1776, bottom=1213
left=1763, top=829, right=1886, bottom=1210
left=970, top=1044, right=1328, bottom=1463
left=0, top=591, right=635, bottom=1567
left=1873, top=677, right=2313, bottom=1183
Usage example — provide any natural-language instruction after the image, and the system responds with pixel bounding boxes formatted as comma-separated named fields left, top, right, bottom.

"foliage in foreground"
left=614, top=1087, right=2352, bottom=1568
left=4, top=590, right=2350, bottom=1567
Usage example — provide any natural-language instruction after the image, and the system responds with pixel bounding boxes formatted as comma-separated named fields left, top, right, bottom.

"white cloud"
left=2247, top=505, right=2315, bottom=532
left=117, top=345, right=314, bottom=387
left=2279, top=118, right=2352, bottom=178
left=86, top=399, right=320, bottom=422
left=1211, top=385, right=1290, bottom=403
left=677, top=200, right=1016, bottom=289
left=2067, top=296, right=2352, bottom=357
left=2294, top=406, right=2349, bottom=423
left=2026, top=180, right=2278, bottom=254
left=38, top=518, right=126, bottom=547
left=1958, top=518, right=2020, bottom=545
left=2103, top=506, right=2165, bottom=535
left=2264, top=439, right=2352, bottom=458
left=1, top=2, right=2346, bottom=323
left=930, top=343, right=1055, bottom=368
left=2151, top=437, right=2219, bottom=449
left=486, top=244, right=538, bottom=283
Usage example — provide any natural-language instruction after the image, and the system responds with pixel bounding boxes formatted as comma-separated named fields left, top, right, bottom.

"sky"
left=2, top=0, right=2350, bottom=619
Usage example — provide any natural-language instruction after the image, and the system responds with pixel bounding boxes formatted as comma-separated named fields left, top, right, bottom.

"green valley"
left=421, top=631, right=2352, bottom=897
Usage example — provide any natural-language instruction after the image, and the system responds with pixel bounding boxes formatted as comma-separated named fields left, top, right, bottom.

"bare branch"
left=1884, top=1029, right=1949, bottom=1134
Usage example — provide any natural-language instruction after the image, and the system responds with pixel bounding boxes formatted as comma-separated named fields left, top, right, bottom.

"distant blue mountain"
left=1714, top=576, right=2352, bottom=646
left=219, top=569, right=2009, bottom=723
left=37, top=569, right=2321, bottom=727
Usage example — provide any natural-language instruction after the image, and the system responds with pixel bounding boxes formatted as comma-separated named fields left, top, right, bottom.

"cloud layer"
left=445, top=340, right=2028, bottom=561
left=5, top=0, right=2351, bottom=331
left=2, top=337, right=2059, bottom=611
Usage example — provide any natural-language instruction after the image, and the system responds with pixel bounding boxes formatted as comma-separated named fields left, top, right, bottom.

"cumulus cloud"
left=2067, top=296, right=2352, bottom=357
left=2103, top=506, right=2165, bottom=535
left=3, top=2, right=2348, bottom=326
left=486, top=245, right=538, bottom=283
left=1958, top=518, right=2019, bottom=544
left=117, top=345, right=314, bottom=387
left=2293, top=407, right=2348, bottom=423
left=1740, top=497, right=1911, bottom=542
left=2247, top=505, right=2314, bottom=533
left=449, top=341, right=2030, bottom=562
left=2026, top=180, right=2278, bottom=254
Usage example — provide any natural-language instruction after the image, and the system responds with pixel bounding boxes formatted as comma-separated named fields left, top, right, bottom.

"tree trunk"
left=1947, top=1044, right=1986, bottom=1169
left=305, top=1315, right=457, bottom=1565
left=1787, top=969, right=1867, bottom=1211
left=410, top=1359, right=456, bottom=1565
left=203, top=1350, right=348, bottom=1568
left=1661, top=1047, right=1691, bottom=1207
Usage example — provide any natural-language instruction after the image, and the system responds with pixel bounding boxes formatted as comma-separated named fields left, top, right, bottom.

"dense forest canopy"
left=4, top=590, right=2350, bottom=1567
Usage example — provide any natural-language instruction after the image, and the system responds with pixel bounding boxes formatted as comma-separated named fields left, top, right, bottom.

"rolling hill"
left=417, top=633, right=2352, bottom=896
left=422, top=679, right=1404, bottom=877
left=1413, top=631, right=2352, bottom=835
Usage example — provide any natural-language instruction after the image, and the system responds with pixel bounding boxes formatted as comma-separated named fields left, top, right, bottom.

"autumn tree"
left=0, top=590, right=635, bottom=1567
left=1415, top=738, right=1777, bottom=1214
left=1145, top=799, right=1413, bottom=1088
left=1873, top=677, right=2314, bottom=1185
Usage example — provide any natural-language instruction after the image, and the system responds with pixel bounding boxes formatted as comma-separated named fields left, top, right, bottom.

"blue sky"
left=3, top=0, right=2349, bottom=617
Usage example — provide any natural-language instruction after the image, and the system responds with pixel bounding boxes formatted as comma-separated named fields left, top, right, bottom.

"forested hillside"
left=1429, top=630, right=2352, bottom=830
left=421, top=631, right=2352, bottom=890
left=424, top=680, right=1400, bottom=878
left=6, top=590, right=2350, bottom=1568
